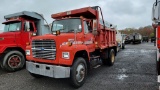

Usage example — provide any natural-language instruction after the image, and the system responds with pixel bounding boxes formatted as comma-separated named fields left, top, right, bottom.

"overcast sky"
left=0, top=0, right=155, bottom=30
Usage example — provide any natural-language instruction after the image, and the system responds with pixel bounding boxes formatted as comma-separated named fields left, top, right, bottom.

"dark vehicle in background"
left=142, top=36, right=149, bottom=42
left=124, top=35, right=131, bottom=44
left=151, top=37, right=155, bottom=42
left=128, top=33, right=142, bottom=44
left=132, top=33, right=142, bottom=44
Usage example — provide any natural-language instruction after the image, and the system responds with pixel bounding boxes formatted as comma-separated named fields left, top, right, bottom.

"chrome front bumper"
left=26, top=61, right=70, bottom=78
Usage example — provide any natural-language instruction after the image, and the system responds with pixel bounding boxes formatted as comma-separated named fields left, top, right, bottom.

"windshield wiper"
left=8, top=30, right=18, bottom=32
left=52, top=29, right=64, bottom=32
left=68, top=29, right=75, bottom=32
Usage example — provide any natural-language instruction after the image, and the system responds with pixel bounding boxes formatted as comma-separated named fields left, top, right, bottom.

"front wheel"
left=102, top=49, right=115, bottom=66
left=1, top=50, right=25, bottom=72
left=70, top=57, right=87, bottom=88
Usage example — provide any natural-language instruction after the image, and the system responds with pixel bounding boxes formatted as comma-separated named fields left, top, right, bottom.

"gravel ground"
left=0, top=42, right=158, bottom=90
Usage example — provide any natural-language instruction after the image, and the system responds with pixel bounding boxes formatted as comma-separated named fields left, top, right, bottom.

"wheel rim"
left=111, top=52, right=115, bottom=63
left=76, top=63, right=85, bottom=83
left=8, top=55, right=21, bottom=68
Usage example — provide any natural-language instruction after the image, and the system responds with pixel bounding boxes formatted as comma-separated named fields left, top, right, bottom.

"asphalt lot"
left=0, top=42, right=158, bottom=90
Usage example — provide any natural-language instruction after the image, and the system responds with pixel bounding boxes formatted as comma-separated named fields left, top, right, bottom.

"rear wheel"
left=70, top=57, right=87, bottom=88
left=1, top=50, right=25, bottom=72
left=107, top=49, right=115, bottom=66
left=102, top=49, right=115, bottom=66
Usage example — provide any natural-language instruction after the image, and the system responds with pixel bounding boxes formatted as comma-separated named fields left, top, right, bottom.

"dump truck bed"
left=52, top=7, right=97, bottom=19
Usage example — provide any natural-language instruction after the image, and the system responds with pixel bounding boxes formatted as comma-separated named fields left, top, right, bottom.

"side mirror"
left=25, top=21, right=30, bottom=31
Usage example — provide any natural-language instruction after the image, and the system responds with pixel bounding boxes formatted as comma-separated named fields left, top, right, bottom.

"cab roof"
left=4, top=11, right=42, bottom=20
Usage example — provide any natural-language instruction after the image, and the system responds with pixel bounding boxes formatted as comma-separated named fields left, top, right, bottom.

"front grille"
left=32, top=39, right=56, bottom=60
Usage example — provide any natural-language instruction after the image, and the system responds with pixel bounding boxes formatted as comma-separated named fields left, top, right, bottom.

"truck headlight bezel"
left=62, top=52, right=70, bottom=59
left=26, top=50, right=30, bottom=55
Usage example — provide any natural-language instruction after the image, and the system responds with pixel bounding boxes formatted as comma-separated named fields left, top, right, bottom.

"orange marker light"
left=67, top=41, right=72, bottom=46
left=26, top=42, right=30, bottom=46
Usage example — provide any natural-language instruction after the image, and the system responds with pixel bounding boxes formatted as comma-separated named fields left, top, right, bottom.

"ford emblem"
left=41, top=47, right=45, bottom=51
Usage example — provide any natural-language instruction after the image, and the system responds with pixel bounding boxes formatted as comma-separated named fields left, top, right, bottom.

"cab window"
left=3, top=22, right=21, bottom=32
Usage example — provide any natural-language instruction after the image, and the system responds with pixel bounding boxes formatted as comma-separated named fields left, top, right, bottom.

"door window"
left=29, top=22, right=34, bottom=31
left=84, top=21, right=89, bottom=34
left=25, top=21, right=34, bottom=32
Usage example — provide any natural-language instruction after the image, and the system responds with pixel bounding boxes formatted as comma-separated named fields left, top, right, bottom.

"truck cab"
left=1, top=17, right=36, bottom=51
left=0, top=11, right=50, bottom=71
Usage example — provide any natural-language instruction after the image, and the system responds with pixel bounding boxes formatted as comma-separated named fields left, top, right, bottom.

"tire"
left=102, top=49, right=115, bottom=66
left=70, top=57, right=87, bottom=88
left=107, top=49, right=115, bottom=66
left=122, top=43, right=125, bottom=49
left=1, top=50, right=25, bottom=72
left=29, top=72, right=43, bottom=78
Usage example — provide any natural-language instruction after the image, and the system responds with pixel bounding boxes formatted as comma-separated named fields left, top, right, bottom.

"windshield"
left=3, top=22, right=21, bottom=32
left=52, top=19, right=82, bottom=33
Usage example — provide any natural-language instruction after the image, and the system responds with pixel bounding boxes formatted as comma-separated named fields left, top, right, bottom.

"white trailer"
left=116, top=30, right=125, bottom=52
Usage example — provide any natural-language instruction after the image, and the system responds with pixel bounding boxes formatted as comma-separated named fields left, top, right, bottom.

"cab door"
left=4, top=22, right=22, bottom=46
left=20, top=21, right=36, bottom=50
left=83, top=21, right=95, bottom=52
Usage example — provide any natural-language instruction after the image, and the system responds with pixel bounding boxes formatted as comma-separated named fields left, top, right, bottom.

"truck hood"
left=32, top=33, right=82, bottom=45
left=0, top=32, right=16, bottom=44
left=0, top=32, right=15, bottom=37
left=30, top=33, right=83, bottom=65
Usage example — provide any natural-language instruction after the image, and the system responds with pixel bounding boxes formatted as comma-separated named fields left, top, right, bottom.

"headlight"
left=26, top=50, right=30, bottom=55
left=62, top=52, right=70, bottom=59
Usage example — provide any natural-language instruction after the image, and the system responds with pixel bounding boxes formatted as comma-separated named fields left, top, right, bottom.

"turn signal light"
left=26, top=42, right=30, bottom=46
left=67, top=41, right=72, bottom=46
left=53, top=30, right=61, bottom=36
left=80, top=16, right=84, bottom=19
left=95, top=42, right=98, bottom=44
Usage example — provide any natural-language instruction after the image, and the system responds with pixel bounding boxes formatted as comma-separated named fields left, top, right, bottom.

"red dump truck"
left=152, top=0, right=160, bottom=82
left=26, top=6, right=117, bottom=88
left=0, top=11, right=50, bottom=71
